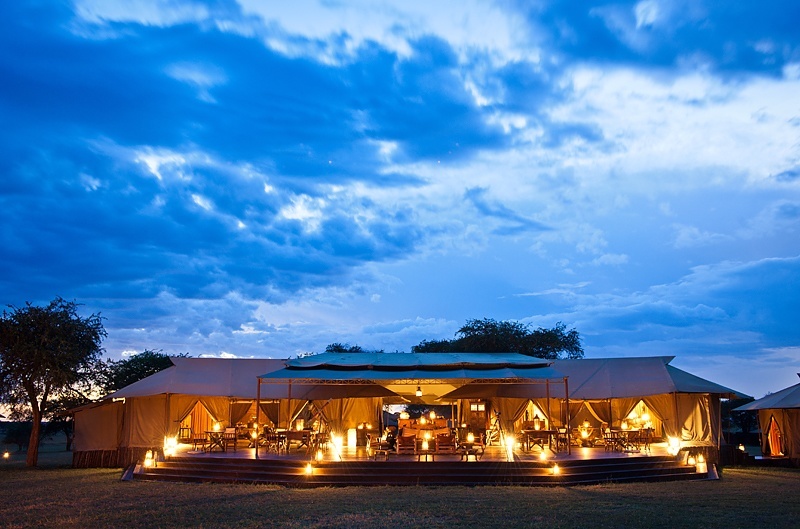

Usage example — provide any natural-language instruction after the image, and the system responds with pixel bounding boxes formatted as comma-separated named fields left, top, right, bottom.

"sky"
left=2, top=1, right=799, bottom=400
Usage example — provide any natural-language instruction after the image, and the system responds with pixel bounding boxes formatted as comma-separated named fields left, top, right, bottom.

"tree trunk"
left=27, top=410, right=41, bottom=467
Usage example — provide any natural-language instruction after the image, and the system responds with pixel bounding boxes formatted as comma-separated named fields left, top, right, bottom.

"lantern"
left=533, top=415, right=541, bottom=431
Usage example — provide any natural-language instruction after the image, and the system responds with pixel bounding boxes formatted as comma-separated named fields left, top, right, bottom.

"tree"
left=411, top=318, right=584, bottom=359
left=0, top=297, right=105, bottom=467
left=100, top=349, right=182, bottom=394
left=324, top=343, right=385, bottom=354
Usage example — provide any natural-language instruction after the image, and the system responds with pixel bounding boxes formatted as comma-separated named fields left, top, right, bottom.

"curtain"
left=584, top=401, right=609, bottom=425
left=167, top=396, right=198, bottom=437
left=643, top=394, right=677, bottom=438
left=278, top=399, right=308, bottom=429
left=768, top=415, right=784, bottom=456
left=230, top=402, right=252, bottom=425
left=494, top=398, right=529, bottom=431
left=611, top=398, right=639, bottom=428
left=532, top=398, right=558, bottom=428
left=200, top=397, right=231, bottom=427
left=259, top=402, right=279, bottom=427
left=675, top=393, right=711, bottom=443
left=568, top=401, right=584, bottom=428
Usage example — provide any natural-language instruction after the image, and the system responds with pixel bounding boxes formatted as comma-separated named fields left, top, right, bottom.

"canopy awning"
left=734, top=378, right=800, bottom=411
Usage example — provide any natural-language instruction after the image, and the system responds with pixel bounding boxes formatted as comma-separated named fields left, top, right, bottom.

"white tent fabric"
left=105, top=357, right=286, bottom=399
left=734, top=380, right=800, bottom=411
left=734, top=377, right=800, bottom=462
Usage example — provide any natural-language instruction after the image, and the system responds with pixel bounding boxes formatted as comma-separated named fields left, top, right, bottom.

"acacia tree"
left=0, top=298, right=105, bottom=467
left=413, top=318, right=584, bottom=359
left=99, top=349, right=182, bottom=394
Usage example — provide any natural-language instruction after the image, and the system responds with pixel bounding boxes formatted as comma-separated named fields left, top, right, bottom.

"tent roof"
left=259, top=352, right=564, bottom=384
left=103, top=357, right=286, bottom=400
left=102, top=357, right=401, bottom=401
left=282, top=352, right=553, bottom=370
left=441, top=356, right=748, bottom=400
left=734, top=378, right=800, bottom=411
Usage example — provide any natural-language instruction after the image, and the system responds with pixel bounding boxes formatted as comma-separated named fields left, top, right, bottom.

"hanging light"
left=415, top=386, right=422, bottom=397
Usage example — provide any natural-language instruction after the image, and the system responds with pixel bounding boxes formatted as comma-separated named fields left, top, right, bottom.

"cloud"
left=464, top=187, right=550, bottom=234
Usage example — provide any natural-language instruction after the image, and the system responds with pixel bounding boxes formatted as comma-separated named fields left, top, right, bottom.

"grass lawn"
left=1, top=444, right=798, bottom=529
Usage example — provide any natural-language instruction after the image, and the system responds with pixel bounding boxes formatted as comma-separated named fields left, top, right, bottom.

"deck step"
left=132, top=455, right=709, bottom=487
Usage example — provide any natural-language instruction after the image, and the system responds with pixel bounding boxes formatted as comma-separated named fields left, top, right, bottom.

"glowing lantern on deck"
left=466, top=432, right=475, bottom=444
left=144, top=450, right=155, bottom=468
left=429, top=411, right=436, bottom=420
left=667, top=437, right=681, bottom=456
left=533, top=415, right=541, bottom=431
left=163, top=436, right=178, bottom=458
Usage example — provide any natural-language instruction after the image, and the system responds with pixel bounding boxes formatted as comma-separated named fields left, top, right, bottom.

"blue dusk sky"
left=2, top=1, right=799, bottom=399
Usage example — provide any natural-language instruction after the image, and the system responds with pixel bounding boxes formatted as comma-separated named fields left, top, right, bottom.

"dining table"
left=520, top=429, right=556, bottom=451
left=205, top=430, right=225, bottom=452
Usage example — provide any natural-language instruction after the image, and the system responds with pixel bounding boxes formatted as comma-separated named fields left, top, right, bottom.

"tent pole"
left=255, top=378, right=261, bottom=460
left=287, top=380, right=293, bottom=430
left=565, top=377, right=571, bottom=455
left=546, top=380, right=551, bottom=430
left=165, top=393, right=171, bottom=452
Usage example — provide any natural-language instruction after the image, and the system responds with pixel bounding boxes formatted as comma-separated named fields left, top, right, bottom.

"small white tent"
left=734, top=375, right=800, bottom=465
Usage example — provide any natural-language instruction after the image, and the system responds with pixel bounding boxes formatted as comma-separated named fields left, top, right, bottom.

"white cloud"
left=278, top=195, right=325, bottom=232
left=165, top=62, right=227, bottom=103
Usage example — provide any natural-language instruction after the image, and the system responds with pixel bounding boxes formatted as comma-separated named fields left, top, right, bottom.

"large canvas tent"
left=734, top=375, right=800, bottom=464
left=72, top=353, right=745, bottom=468
left=72, top=357, right=396, bottom=467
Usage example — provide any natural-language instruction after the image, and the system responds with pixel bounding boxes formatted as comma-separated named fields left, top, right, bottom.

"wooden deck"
left=130, top=440, right=714, bottom=486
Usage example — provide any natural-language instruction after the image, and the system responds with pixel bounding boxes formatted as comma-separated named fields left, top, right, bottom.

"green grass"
left=1, top=446, right=798, bottom=529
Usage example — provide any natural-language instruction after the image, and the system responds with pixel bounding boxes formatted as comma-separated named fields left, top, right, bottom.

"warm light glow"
left=687, top=456, right=696, bottom=466
left=2, top=452, right=8, bottom=460
left=347, top=428, right=357, bottom=447
left=429, top=411, right=436, bottom=420
left=296, top=419, right=304, bottom=431
left=621, top=420, right=628, bottom=430
left=580, top=430, right=589, bottom=439
left=583, top=420, right=590, bottom=428
left=251, top=431, right=258, bottom=439
left=163, top=436, right=178, bottom=457
left=697, top=454, right=705, bottom=463
left=400, top=411, right=410, bottom=420
left=424, top=431, right=431, bottom=440
left=331, top=434, right=343, bottom=461
left=366, top=423, right=372, bottom=430
left=641, top=413, right=650, bottom=423
left=316, top=449, right=324, bottom=462
left=213, top=422, right=221, bottom=432
left=667, top=437, right=681, bottom=456
left=415, top=386, right=422, bottom=397
left=552, top=464, right=560, bottom=475
left=467, top=432, right=475, bottom=444
left=504, top=435, right=515, bottom=461
left=305, top=463, right=313, bottom=475
left=696, top=461, right=708, bottom=473
left=419, top=416, right=427, bottom=425
left=357, top=423, right=364, bottom=429
left=144, top=450, right=154, bottom=468
left=460, top=423, right=467, bottom=428
left=738, top=444, right=746, bottom=452
left=422, top=440, right=429, bottom=451
left=539, top=452, right=547, bottom=461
